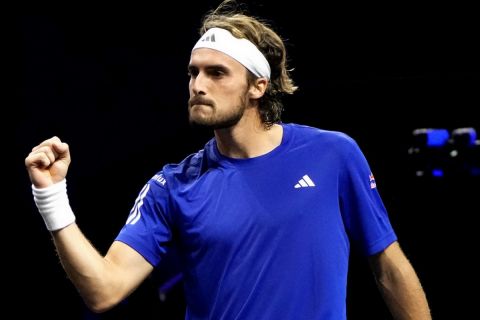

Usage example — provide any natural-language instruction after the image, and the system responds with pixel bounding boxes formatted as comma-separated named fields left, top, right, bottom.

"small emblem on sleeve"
left=369, top=173, right=377, bottom=189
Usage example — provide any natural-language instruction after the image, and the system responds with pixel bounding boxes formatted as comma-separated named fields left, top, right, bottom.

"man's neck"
left=214, top=110, right=283, bottom=159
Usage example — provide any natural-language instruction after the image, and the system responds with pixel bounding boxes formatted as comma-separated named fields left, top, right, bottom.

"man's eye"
left=212, top=70, right=224, bottom=77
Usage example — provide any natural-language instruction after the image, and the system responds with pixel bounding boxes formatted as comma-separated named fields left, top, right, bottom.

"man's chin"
left=188, top=115, right=215, bottom=130
left=188, top=110, right=243, bottom=130
left=189, top=118, right=238, bottom=130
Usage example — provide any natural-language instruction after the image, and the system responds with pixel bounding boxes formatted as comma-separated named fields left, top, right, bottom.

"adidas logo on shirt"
left=294, top=174, right=316, bottom=188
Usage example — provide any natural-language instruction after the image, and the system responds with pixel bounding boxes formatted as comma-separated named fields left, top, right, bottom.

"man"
left=25, top=1, right=431, bottom=318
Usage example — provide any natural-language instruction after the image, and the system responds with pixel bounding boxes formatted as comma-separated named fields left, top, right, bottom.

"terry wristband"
left=32, top=179, right=76, bottom=231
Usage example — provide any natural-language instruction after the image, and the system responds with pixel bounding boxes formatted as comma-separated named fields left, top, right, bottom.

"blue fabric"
left=116, top=123, right=397, bottom=319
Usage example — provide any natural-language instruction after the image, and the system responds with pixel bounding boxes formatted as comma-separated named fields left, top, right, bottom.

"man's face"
left=188, top=48, right=250, bottom=129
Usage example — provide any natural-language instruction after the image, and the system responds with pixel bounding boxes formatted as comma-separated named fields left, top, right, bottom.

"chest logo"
left=294, top=174, right=316, bottom=188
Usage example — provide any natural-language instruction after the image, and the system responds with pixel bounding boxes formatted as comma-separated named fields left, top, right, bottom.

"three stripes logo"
left=201, top=33, right=216, bottom=42
left=294, top=174, right=316, bottom=188
left=126, top=183, right=150, bottom=225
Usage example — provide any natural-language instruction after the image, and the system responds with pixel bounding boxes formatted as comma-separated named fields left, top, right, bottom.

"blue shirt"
left=116, top=123, right=397, bottom=319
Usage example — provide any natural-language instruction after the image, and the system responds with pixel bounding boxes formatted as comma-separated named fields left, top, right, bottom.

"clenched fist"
left=25, top=136, right=71, bottom=189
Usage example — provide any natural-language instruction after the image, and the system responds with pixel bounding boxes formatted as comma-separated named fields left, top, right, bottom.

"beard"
left=188, top=95, right=247, bottom=130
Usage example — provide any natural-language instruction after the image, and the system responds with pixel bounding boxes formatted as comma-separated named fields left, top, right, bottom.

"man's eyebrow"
left=188, top=64, right=230, bottom=72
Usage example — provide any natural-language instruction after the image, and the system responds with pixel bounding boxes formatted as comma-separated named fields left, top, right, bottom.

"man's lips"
left=189, top=97, right=214, bottom=108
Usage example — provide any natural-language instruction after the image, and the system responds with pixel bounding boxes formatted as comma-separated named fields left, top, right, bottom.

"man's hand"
left=25, top=136, right=71, bottom=188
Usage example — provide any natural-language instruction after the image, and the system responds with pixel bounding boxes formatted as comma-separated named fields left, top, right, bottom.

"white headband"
left=192, top=27, right=271, bottom=80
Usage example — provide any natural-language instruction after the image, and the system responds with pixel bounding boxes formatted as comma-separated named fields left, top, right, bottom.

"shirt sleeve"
left=115, top=172, right=173, bottom=266
left=338, top=137, right=397, bottom=256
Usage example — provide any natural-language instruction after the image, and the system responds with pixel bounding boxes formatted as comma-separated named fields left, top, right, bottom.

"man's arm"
left=25, top=136, right=153, bottom=313
left=368, top=241, right=432, bottom=319
left=52, top=224, right=153, bottom=313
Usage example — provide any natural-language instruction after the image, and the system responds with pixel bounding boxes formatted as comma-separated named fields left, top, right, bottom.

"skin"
left=369, top=242, right=431, bottom=319
left=25, top=48, right=431, bottom=318
left=188, top=48, right=280, bottom=158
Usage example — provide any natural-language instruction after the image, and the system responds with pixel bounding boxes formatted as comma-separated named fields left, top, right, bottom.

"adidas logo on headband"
left=192, top=27, right=271, bottom=79
left=200, top=34, right=216, bottom=42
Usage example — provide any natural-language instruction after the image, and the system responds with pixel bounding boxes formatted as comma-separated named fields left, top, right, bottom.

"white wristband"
left=32, top=179, right=76, bottom=231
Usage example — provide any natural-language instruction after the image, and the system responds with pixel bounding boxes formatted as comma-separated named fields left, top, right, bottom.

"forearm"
left=370, top=242, right=431, bottom=320
left=376, top=261, right=431, bottom=319
left=25, top=139, right=141, bottom=312
left=52, top=223, right=125, bottom=312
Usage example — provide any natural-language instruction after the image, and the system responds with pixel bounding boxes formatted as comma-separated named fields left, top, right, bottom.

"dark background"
left=11, top=1, right=479, bottom=319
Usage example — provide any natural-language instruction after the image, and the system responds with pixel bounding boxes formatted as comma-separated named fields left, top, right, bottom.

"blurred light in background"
left=408, top=127, right=479, bottom=178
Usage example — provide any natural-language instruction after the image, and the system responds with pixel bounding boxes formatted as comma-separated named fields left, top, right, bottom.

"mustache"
left=189, top=96, right=214, bottom=108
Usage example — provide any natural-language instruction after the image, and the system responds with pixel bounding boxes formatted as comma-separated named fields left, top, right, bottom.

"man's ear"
left=248, top=78, right=268, bottom=99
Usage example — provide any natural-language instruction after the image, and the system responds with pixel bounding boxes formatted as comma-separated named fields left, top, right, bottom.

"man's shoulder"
left=286, top=122, right=356, bottom=146
left=164, top=149, right=206, bottom=175
left=158, top=138, right=215, bottom=184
